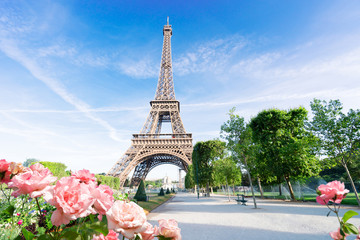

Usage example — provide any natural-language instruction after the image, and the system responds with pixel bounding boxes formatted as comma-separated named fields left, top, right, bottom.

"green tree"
left=158, top=187, right=165, bottom=196
left=134, top=180, right=147, bottom=201
left=309, top=99, right=360, bottom=206
left=250, top=107, right=321, bottom=201
left=213, top=156, right=241, bottom=199
left=23, top=158, right=39, bottom=167
left=184, top=165, right=195, bottom=189
left=220, top=108, right=259, bottom=206
left=192, top=140, right=226, bottom=196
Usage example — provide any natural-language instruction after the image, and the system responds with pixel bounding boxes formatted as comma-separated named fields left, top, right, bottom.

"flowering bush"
left=0, top=159, right=181, bottom=240
left=316, top=180, right=359, bottom=240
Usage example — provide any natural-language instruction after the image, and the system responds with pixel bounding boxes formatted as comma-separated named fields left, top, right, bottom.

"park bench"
left=235, top=194, right=247, bottom=205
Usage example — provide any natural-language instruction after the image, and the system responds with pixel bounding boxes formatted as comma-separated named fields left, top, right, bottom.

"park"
left=1, top=1, right=360, bottom=240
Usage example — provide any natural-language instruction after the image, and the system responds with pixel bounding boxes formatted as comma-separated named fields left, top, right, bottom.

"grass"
left=215, top=191, right=360, bottom=206
left=136, top=193, right=175, bottom=212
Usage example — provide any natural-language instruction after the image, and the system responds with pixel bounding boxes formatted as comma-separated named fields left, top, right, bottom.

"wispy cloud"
left=116, top=57, right=158, bottom=79
left=0, top=38, right=121, bottom=141
left=173, top=35, right=247, bottom=75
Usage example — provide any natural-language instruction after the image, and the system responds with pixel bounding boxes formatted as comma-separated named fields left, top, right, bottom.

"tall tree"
left=213, top=156, right=241, bottom=200
left=23, top=158, right=39, bottom=167
left=250, top=107, right=321, bottom=201
left=192, top=140, right=226, bottom=196
left=309, top=99, right=360, bottom=206
left=184, top=165, right=195, bottom=189
left=220, top=108, right=259, bottom=207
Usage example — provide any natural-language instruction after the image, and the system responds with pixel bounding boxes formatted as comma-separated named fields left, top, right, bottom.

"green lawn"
left=215, top=191, right=359, bottom=206
left=136, top=193, right=174, bottom=212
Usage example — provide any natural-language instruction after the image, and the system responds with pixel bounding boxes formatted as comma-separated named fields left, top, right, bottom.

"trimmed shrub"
left=158, top=187, right=165, bottom=196
left=39, top=161, right=68, bottom=178
left=95, top=175, right=120, bottom=190
left=134, top=180, right=147, bottom=202
left=166, top=188, right=171, bottom=194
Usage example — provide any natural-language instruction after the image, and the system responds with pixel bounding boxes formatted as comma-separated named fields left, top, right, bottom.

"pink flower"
left=44, top=176, right=96, bottom=226
left=330, top=228, right=348, bottom=240
left=156, top=219, right=181, bottom=240
left=0, top=159, right=10, bottom=172
left=0, top=159, right=11, bottom=184
left=316, top=181, right=349, bottom=205
left=92, top=230, right=119, bottom=240
left=106, top=200, right=147, bottom=239
left=16, top=213, right=20, bottom=216
left=92, top=184, right=114, bottom=216
left=141, top=222, right=157, bottom=240
left=17, top=220, right=23, bottom=225
left=72, top=169, right=96, bottom=184
left=9, top=163, right=57, bottom=198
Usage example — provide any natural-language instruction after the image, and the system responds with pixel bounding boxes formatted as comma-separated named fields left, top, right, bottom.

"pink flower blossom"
left=106, top=200, right=147, bottom=239
left=44, top=176, right=96, bottom=226
left=156, top=219, right=181, bottom=240
left=316, top=181, right=349, bottom=205
left=17, top=220, right=23, bottom=225
left=72, top=169, right=96, bottom=184
left=141, top=222, right=157, bottom=240
left=0, top=159, right=11, bottom=184
left=330, top=228, right=348, bottom=240
left=0, top=159, right=10, bottom=172
left=9, top=163, right=57, bottom=198
left=92, top=184, right=114, bottom=216
left=92, top=230, right=119, bottom=240
left=16, top=213, right=20, bottom=216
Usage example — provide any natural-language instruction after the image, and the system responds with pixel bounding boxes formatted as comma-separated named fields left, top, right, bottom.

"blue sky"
left=1, top=1, right=360, bottom=180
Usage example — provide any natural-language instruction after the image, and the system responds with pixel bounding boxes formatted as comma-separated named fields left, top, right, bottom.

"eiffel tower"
left=108, top=19, right=193, bottom=187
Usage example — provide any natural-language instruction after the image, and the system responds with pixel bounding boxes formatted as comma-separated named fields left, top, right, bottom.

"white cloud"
left=173, top=35, right=247, bottom=76
left=0, top=38, right=122, bottom=142
left=116, top=57, right=158, bottom=79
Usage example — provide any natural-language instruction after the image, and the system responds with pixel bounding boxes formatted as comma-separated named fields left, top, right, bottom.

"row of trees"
left=185, top=99, right=360, bottom=205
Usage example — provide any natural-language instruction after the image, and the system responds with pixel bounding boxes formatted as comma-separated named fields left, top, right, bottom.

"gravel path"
left=148, top=192, right=360, bottom=240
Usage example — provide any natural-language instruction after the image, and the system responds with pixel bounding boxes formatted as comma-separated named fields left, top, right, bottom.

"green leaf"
left=87, top=221, right=109, bottom=236
left=38, top=235, right=53, bottom=240
left=344, top=223, right=359, bottom=235
left=342, top=210, right=359, bottom=223
left=2, top=204, right=15, bottom=216
left=37, top=227, right=46, bottom=235
left=21, top=228, right=34, bottom=240
left=61, top=230, right=80, bottom=240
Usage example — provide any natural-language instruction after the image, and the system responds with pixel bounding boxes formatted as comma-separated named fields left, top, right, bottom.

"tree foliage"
left=23, top=158, right=39, bottom=167
left=309, top=99, right=360, bottom=205
left=134, top=180, right=147, bottom=201
left=158, top=187, right=165, bottom=196
left=184, top=165, right=195, bottom=189
left=213, top=156, right=241, bottom=186
left=250, top=107, right=321, bottom=200
left=39, top=161, right=69, bottom=179
left=192, top=140, right=226, bottom=190
left=95, top=175, right=120, bottom=190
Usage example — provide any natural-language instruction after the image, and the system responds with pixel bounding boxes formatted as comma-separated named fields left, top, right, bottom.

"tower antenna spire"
left=167, top=16, right=169, bottom=25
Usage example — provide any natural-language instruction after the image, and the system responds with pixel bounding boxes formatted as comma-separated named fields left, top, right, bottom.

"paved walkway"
left=148, top=192, right=360, bottom=240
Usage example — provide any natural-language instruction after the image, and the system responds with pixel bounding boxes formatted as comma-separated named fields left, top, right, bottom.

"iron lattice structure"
left=108, top=21, right=193, bottom=187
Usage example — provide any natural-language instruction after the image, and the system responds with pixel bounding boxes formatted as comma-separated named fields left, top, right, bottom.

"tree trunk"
left=225, top=177, right=230, bottom=201
left=257, top=177, right=264, bottom=199
left=233, top=183, right=236, bottom=196
left=211, top=187, right=214, bottom=195
left=279, top=184, right=282, bottom=196
left=206, top=182, right=210, bottom=197
left=284, top=176, right=296, bottom=201
left=244, top=157, right=257, bottom=208
left=342, top=159, right=360, bottom=207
